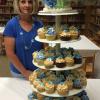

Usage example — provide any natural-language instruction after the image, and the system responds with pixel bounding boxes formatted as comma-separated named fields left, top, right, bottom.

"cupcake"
left=65, top=80, right=73, bottom=90
left=67, top=47, right=74, bottom=55
left=69, top=26, right=77, bottom=32
left=29, top=71, right=38, bottom=83
left=80, top=77, right=87, bottom=86
left=66, top=74, right=75, bottom=82
left=33, top=79, right=41, bottom=88
left=69, top=26, right=80, bottom=40
left=73, top=54, right=82, bottom=64
left=36, top=82, right=45, bottom=92
left=37, top=27, right=46, bottom=39
left=52, top=75, right=65, bottom=85
left=45, top=81, right=55, bottom=94
left=36, top=52, right=45, bottom=66
left=71, top=32, right=79, bottom=40
left=44, top=57, right=54, bottom=69
left=73, top=79, right=82, bottom=89
left=32, top=51, right=38, bottom=62
left=65, top=55, right=74, bottom=66
left=77, top=69, right=86, bottom=77
left=47, top=74, right=57, bottom=82
left=55, top=56, right=66, bottom=68
left=37, top=72, right=46, bottom=79
left=37, top=93, right=44, bottom=100
left=45, top=27, right=56, bottom=41
left=61, top=48, right=68, bottom=57
left=59, top=30, right=71, bottom=41
left=57, top=82, right=69, bottom=96
left=45, top=50, right=55, bottom=58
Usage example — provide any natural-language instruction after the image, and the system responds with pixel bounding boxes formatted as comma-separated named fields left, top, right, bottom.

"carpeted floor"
left=0, top=55, right=11, bottom=77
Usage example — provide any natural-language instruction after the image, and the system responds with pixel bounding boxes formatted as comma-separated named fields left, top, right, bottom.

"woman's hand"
left=23, top=70, right=32, bottom=80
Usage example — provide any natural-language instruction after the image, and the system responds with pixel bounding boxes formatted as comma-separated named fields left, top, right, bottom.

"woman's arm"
left=4, top=37, right=31, bottom=79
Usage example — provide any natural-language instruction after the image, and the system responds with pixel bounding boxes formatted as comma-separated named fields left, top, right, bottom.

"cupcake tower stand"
left=30, top=8, right=87, bottom=100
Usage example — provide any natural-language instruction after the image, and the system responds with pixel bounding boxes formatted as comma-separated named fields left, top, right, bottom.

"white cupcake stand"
left=30, top=10, right=88, bottom=98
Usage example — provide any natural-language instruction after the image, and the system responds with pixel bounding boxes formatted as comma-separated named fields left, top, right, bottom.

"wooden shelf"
left=0, top=1, right=14, bottom=25
left=0, top=5, right=13, bottom=8
left=90, top=22, right=100, bottom=28
left=72, top=6, right=85, bottom=9
left=0, top=13, right=17, bottom=15
left=0, top=20, right=8, bottom=22
left=91, top=14, right=100, bottom=17
left=88, top=28, right=96, bottom=33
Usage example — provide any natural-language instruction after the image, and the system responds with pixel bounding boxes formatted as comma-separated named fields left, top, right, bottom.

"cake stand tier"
left=31, top=85, right=86, bottom=97
left=38, top=10, right=78, bottom=16
left=32, top=60, right=83, bottom=71
left=35, top=36, right=81, bottom=44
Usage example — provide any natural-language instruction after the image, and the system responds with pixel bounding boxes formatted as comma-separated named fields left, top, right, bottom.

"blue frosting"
left=47, top=27, right=56, bottom=35
left=73, top=54, right=82, bottom=58
left=73, top=79, right=82, bottom=88
left=38, top=72, right=46, bottom=79
left=43, top=0, right=57, bottom=8
left=37, top=52, right=45, bottom=59
left=52, top=75, right=65, bottom=85
left=63, top=70, right=71, bottom=77
left=46, top=57, right=54, bottom=61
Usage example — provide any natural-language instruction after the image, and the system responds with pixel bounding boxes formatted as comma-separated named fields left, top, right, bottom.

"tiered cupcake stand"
left=29, top=10, right=88, bottom=100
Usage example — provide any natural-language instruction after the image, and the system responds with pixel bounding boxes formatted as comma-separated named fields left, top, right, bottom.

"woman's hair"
left=13, top=0, right=39, bottom=14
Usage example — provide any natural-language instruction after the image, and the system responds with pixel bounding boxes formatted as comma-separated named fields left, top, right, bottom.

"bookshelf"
left=0, top=0, right=14, bottom=26
left=88, top=5, right=100, bottom=46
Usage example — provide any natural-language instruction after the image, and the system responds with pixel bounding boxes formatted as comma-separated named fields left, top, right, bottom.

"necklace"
left=18, top=16, right=37, bottom=50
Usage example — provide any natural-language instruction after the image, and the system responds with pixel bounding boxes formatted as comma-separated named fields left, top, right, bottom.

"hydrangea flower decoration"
left=43, top=0, right=57, bottom=8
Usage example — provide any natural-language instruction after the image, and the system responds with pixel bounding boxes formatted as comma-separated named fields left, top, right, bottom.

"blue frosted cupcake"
left=73, top=53, right=82, bottom=64
left=73, top=79, right=82, bottom=89
left=37, top=72, right=46, bottom=79
left=36, top=52, right=46, bottom=65
left=36, top=82, right=45, bottom=92
left=46, top=27, right=56, bottom=41
left=55, top=56, right=66, bottom=68
left=45, top=81, right=55, bottom=94
left=44, top=57, right=54, bottom=69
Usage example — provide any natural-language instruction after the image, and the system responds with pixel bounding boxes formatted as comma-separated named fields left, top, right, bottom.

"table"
left=61, top=35, right=100, bottom=51
left=0, top=78, right=100, bottom=100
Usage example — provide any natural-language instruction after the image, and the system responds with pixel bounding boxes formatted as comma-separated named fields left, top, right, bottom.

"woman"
left=4, top=0, right=43, bottom=79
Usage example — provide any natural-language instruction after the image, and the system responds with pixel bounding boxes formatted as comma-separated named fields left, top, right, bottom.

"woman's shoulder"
left=6, top=16, right=18, bottom=26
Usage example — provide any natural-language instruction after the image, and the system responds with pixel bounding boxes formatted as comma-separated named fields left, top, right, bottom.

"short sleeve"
left=3, top=19, right=16, bottom=38
left=35, top=20, right=43, bottom=29
left=38, top=20, right=43, bottom=28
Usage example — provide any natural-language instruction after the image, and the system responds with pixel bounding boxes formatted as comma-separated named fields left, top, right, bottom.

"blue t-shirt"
left=4, top=16, right=43, bottom=74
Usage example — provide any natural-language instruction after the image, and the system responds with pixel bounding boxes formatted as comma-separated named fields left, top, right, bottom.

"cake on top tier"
left=41, top=0, right=72, bottom=13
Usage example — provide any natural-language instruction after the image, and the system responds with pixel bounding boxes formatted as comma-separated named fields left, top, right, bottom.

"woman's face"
left=19, top=0, right=33, bottom=14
